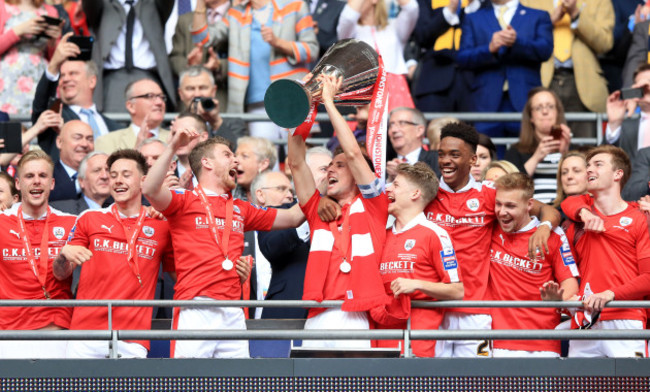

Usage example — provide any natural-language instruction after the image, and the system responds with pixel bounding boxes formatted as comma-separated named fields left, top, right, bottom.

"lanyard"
left=111, top=205, right=147, bottom=286
left=196, top=185, right=234, bottom=269
left=16, top=205, right=51, bottom=299
left=328, top=202, right=352, bottom=273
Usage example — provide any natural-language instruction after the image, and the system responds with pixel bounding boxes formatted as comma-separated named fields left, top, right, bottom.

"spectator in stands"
left=412, top=0, right=481, bottom=113
left=562, top=145, right=650, bottom=358
left=621, top=4, right=650, bottom=89
left=0, top=109, right=63, bottom=168
left=139, top=138, right=168, bottom=170
left=505, top=87, right=572, bottom=204
left=173, top=112, right=210, bottom=188
left=426, top=117, right=457, bottom=152
left=622, top=147, right=650, bottom=201
left=386, top=107, right=440, bottom=183
left=249, top=171, right=296, bottom=318
left=0, top=150, right=77, bottom=359
left=305, top=146, right=333, bottom=195
left=0, top=0, right=62, bottom=116
left=32, top=33, right=121, bottom=162
left=337, top=0, right=418, bottom=109
left=0, top=171, right=19, bottom=210
left=526, top=0, right=614, bottom=138
left=552, top=151, right=587, bottom=209
left=599, top=0, right=643, bottom=93
left=288, top=75, right=389, bottom=349
left=606, top=64, right=650, bottom=164
left=55, top=149, right=175, bottom=359
left=234, top=136, right=277, bottom=201
left=326, top=104, right=368, bottom=153
left=94, top=78, right=170, bottom=154
left=482, top=159, right=518, bottom=182
left=374, top=162, right=463, bottom=357
left=457, top=0, right=553, bottom=140
left=191, top=0, right=318, bottom=141
left=51, top=151, right=109, bottom=215
left=83, top=0, right=176, bottom=112
left=143, top=132, right=304, bottom=359
left=311, top=0, right=346, bottom=60
left=170, top=0, right=229, bottom=110
left=489, top=173, right=579, bottom=358
left=424, top=121, right=560, bottom=358
left=177, top=66, right=248, bottom=147
left=471, top=133, right=496, bottom=181
left=50, top=119, right=94, bottom=202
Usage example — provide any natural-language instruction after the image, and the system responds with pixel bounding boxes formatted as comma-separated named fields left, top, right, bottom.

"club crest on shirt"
left=404, top=239, right=416, bottom=251
left=52, top=227, right=65, bottom=240
left=143, top=226, right=155, bottom=237
left=233, top=205, right=241, bottom=214
left=466, top=198, right=479, bottom=212
left=619, top=217, right=632, bottom=226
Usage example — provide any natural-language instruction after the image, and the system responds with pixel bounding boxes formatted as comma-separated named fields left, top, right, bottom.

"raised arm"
left=288, top=132, right=317, bottom=206
left=321, top=75, right=376, bottom=185
left=143, top=128, right=199, bottom=211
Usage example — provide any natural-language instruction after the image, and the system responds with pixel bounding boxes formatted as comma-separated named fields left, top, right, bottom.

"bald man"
left=50, top=120, right=95, bottom=201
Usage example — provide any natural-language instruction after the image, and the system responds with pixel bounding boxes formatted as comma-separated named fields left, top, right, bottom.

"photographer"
left=177, top=66, right=248, bottom=146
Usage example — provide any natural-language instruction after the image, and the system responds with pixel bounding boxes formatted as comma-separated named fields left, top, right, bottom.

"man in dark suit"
left=386, top=107, right=440, bottom=183
left=49, top=121, right=95, bottom=202
left=622, top=19, right=650, bottom=89
left=32, top=34, right=121, bottom=162
left=51, top=151, right=110, bottom=214
left=83, top=0, right=176, bottom=113
left=606, top=63, right=650, bottom=164
left=622, top=146, right=650, bottom=202
left=412, top=0, right=484, bottom=112
left=0, top=111, right=8, bottom=122
left=457, top=0, right=553, bottom=138
left=311, top=0, right=346, bottom=59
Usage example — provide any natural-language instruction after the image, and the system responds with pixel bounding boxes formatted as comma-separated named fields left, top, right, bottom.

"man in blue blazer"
left=457, top=0, right=553, bottom=139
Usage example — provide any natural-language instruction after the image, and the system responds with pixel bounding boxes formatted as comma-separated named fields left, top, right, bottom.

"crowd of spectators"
left=2, top=0, right=650, bottom=361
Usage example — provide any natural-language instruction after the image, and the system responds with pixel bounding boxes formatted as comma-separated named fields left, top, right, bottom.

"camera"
left=191, top=97, right=216, bottom=111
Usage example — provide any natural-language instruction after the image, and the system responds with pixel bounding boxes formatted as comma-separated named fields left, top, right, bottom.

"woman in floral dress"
left=0, top=0, right=61, bottom=116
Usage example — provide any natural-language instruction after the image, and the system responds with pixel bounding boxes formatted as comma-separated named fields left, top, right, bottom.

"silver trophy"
left=264, top=39, right=379, bottom=128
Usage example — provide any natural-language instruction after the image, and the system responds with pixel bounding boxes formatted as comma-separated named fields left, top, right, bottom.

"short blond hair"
left=494, top=173, right=534, bottom=200
left=396, top=162, right=439, bottom=205
left=17, top=150, right=54, bottom=176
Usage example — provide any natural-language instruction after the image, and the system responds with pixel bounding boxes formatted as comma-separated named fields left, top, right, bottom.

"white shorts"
left=493, top=348, right=559, bottom=358
left=0, top=340, right=67, bottom=359
left=435, top=311, right=493, bottom=358
left=301, top=309, right=370, bottom=349
left=66, top=340, right=147, bottom=359
left=172, top=296, right=249, bottom=359
left=569, top=319, right=646, bottom=358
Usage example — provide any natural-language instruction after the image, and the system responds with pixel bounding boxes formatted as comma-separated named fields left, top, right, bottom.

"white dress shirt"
left=105, top=0, right=157, bottom=70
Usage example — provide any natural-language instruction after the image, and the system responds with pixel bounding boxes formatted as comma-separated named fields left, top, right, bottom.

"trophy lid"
left=264, top=79, right=311, bottom=129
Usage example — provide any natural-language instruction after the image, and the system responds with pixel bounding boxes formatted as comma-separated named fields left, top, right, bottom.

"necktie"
left=125, top=0, right=135, bottom=71
left=207, top=8, right=219, bottom=24
left=79, top=108, right=101, bottom=139
left=553, top=12, right=573, bottom=63
left=178, top=0, right=192, bottom=15
left=497, top=6, right=507, bottom=29
left=71, top=172, right=80, bottom=195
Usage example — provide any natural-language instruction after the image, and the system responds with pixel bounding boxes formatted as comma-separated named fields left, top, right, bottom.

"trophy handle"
left=264, top=79, right=313, bottom=129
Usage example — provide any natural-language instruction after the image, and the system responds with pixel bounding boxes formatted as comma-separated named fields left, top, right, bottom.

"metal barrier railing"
left=2, top=299, right=649, bottom=359
left=9, top=111, right=609, bottom=146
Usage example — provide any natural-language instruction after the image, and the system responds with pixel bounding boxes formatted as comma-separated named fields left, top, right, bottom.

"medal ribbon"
left=111, top=205, right=147, bottom=286
left=196, top=185, right=234, bottom=264
left=328, top=204, right=352, bottom=267
left=17, top=205, right=51, bottom=299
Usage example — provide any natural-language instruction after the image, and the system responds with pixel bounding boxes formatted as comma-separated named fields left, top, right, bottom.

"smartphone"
left=0, top=122, right=23, bottom=154
left=620, top=87, right=644, bottom=100
left=550, top=125, right=562, bottom=140
left=41, top=15, right=63, bottom=26
left=68, top=36, right=94, bottom=61
left=48, top=97, right=62, bottom=113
